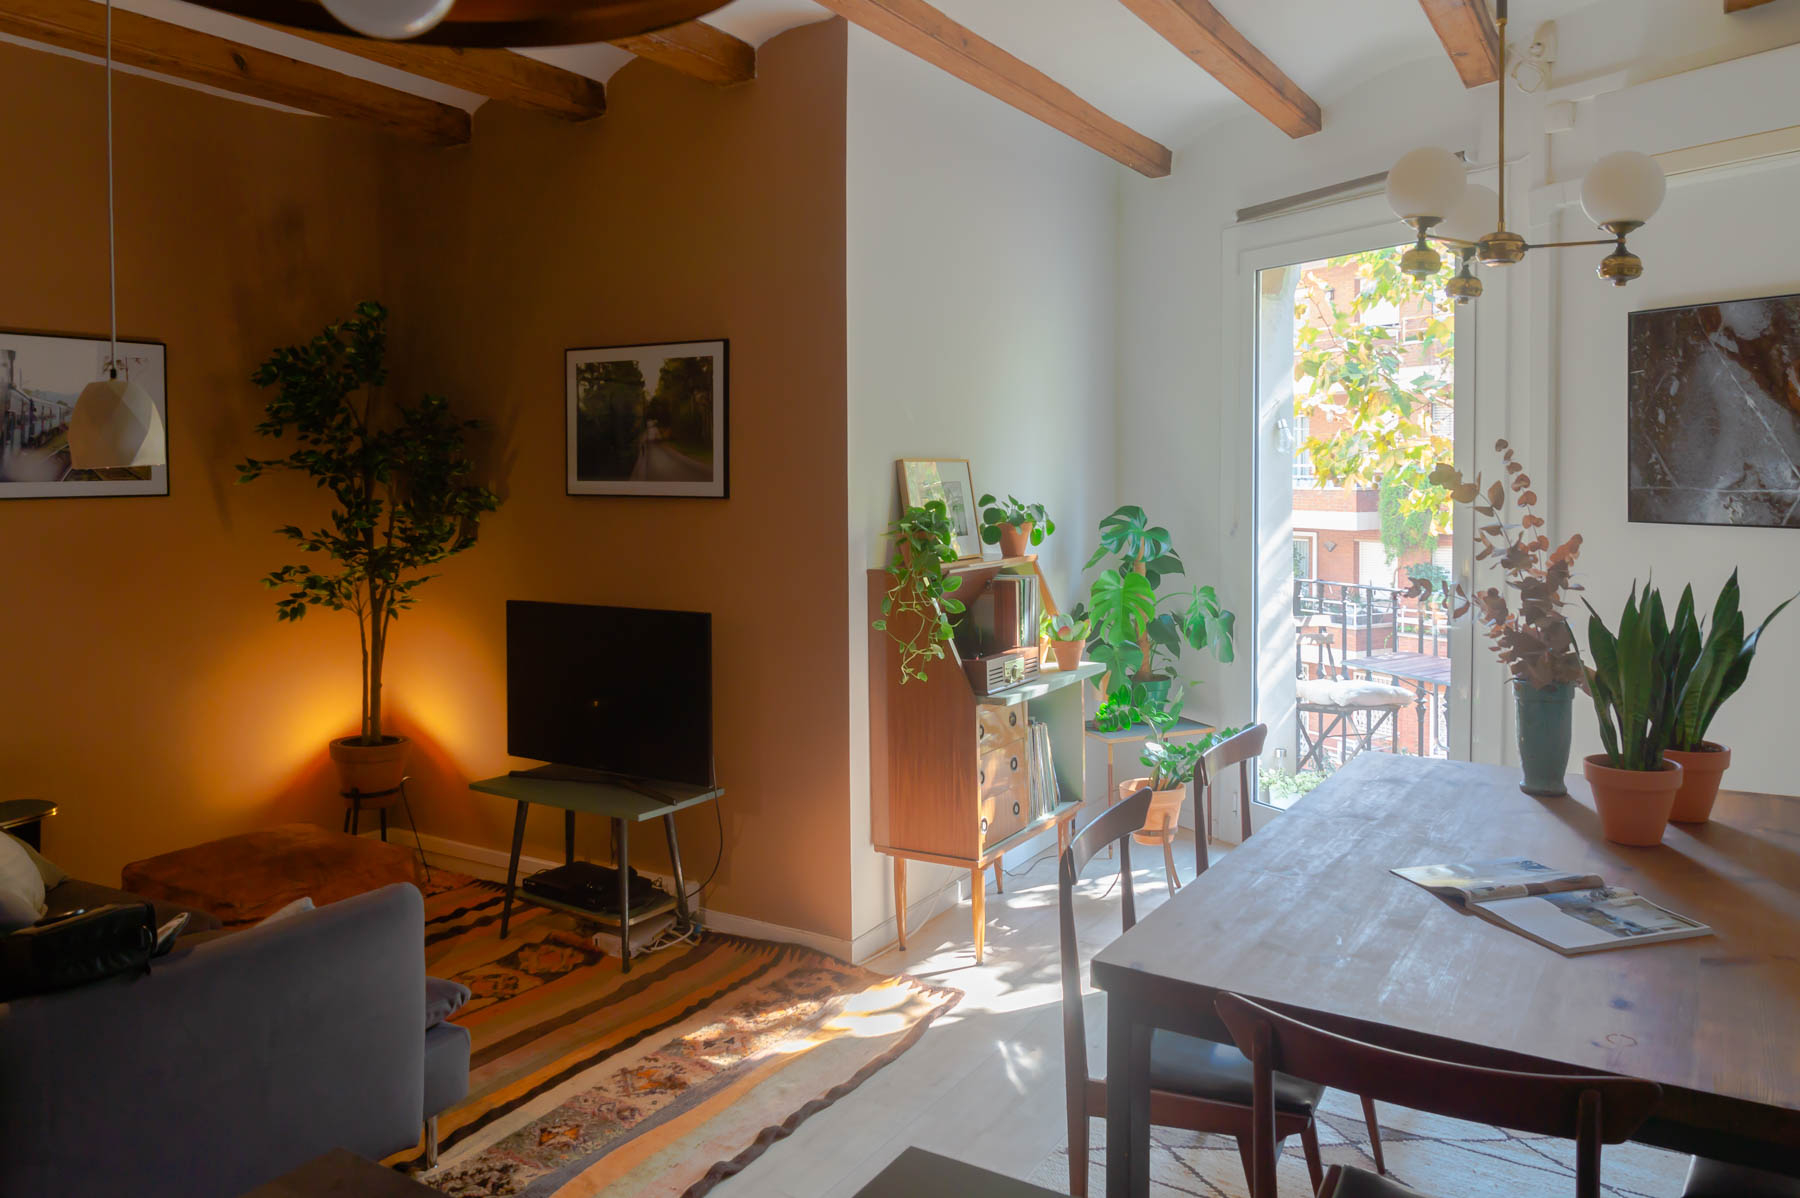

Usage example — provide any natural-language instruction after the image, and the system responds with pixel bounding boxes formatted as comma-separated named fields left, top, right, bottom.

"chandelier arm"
left=1524, top=238, right=1619, bottom=250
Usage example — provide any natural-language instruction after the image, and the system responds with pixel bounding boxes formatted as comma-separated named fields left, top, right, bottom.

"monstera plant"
left=1075, top=505, right=1235, bottom=703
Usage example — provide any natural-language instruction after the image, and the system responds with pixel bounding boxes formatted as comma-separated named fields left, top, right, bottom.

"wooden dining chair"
left=1216, top=992, right=1663, bottom=1198
left=1059, top=787, right=1331, bottom=1197
left=1682, top=1156, right=1800, bottom=1197
left=1203, top=723, right=1269, bottom=846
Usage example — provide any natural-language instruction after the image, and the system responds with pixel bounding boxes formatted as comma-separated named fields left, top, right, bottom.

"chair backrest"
left=1215, top=992, right=1662, bottom=1198
left=1058, top=787, right=1154, bottom=1106
left=1200, top=723, right=1268, bottom=842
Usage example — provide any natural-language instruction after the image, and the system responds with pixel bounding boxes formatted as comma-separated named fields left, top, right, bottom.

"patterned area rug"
left=1028, top=1087, right=1690, bottom=1196
left=394, top=880, right=960, bottom=1197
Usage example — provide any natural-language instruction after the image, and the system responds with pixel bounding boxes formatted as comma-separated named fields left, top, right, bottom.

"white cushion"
left=1297, top=678, right=1416, bottom=708
left=0, top=830, right=47, bottom=930
left=260, top=895, right=315, bottom=927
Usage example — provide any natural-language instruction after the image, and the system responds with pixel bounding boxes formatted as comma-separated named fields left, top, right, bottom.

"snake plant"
left=1666, top=570, right=1792, bottom=753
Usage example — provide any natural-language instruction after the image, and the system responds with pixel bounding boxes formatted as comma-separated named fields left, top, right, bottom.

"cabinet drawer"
left=975, top=702, right=1029, bottom=751
left=978, top=746, right=1029, bottom=849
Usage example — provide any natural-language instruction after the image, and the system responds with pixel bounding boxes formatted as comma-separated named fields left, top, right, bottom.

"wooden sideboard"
left=867, top=555, right=1099, bottom=962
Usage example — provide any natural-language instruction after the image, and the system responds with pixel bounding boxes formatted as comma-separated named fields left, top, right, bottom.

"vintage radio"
left=963, top=646, right=1040, bottom=695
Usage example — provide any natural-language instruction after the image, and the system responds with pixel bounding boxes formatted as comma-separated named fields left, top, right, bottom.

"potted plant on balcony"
left=977, top=494, right=1055, bottom=557
left=1413, top=443, right=1585, bottom=797
left=873, top=500, right=965, bottom=684
left=1041, top=610, right=1090, bottom=672
left=1660, top=570, right=1791, bottom=823
left=1583, top=582, right=1686, bottom=845
left=1078, top=505, right=1236, bottom=707
left=240, top=302, right=501, bottom=796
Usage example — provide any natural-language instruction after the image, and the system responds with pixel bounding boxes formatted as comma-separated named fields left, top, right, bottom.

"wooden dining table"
left=1090, top=753, right=1800, bottom=1198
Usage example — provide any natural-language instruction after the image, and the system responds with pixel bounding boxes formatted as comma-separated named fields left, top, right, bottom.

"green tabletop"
left=469, top=772, right=722, bottom=821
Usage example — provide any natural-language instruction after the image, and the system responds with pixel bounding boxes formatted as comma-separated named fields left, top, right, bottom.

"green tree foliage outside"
left=576, top=360, right=647, bottom=478
left=1294, top=249, right=1456, bottom=543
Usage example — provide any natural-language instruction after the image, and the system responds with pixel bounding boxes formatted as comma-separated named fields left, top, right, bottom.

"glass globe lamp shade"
left=1580, top=151, right=1666, bottom=229
left=1436, top=183, right=1498, bottom=245
left=321, top=0, right=456, bottom=40
left=69, top=376, right=165, bottom=469
left=1386, top=147, right=1467, bottom=224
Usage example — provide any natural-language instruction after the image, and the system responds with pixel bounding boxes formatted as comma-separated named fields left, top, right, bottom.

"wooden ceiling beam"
left=0, top=0, right=468, bottom=144
left=269, top=29, right=606, bottom=120
left=612, top=19, right=754, bottom=85
left=1417, top=0, right=1501, bottom=88
left=813, top=0, right=1170, bottom=177
left=1117, top=0, right=1320, bottom=137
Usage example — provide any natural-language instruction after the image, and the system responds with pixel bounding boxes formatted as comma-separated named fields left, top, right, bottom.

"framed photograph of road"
left=0, top=330, right=167, bottom=499
left=566, top=339, right=727, bottom=498
left=896, top=458, right=983, bottom=559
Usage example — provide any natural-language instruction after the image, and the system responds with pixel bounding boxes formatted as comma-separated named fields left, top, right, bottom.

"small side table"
left=1083, top=716, right=1215, bottom=849
left=0, top=798, right=55, bottom=850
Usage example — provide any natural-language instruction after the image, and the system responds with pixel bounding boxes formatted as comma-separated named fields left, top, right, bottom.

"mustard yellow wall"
left=0, top=20, right=854, bottom=940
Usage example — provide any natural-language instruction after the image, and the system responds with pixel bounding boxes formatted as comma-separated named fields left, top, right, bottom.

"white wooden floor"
left=715, top=832, right=1216, bottom=1198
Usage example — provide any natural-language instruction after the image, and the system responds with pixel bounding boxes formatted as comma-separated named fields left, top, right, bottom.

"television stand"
left=469, top=770, right=724, bottom=972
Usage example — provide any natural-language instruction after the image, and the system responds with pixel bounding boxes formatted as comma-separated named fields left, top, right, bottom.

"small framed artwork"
left=1628, top=292, right=1800, bottom=528
left=566, top=339, right=727, bottom=498
left=0, top=329, right=166, bottom=499
left=896, top=458, right=983, bottom=559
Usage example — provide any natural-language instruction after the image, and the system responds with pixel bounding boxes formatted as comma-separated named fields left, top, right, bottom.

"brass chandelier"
left=1384, top=0, right=1665, bottom=301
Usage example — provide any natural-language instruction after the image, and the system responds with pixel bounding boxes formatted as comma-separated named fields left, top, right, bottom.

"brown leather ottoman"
left=122, top=823, right=420, bottom=926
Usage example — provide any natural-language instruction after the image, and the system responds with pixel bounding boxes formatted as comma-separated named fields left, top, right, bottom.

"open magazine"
left=1392, top=858, right=1711, bottom=956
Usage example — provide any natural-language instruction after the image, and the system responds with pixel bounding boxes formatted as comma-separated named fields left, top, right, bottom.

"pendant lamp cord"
left=105, top=0, right=118, bottom=381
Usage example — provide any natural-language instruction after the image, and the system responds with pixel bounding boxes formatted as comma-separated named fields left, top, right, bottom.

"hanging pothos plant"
left=873, top=500, right=965, bottom=684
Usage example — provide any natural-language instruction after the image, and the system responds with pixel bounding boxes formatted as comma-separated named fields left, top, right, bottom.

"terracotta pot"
left=997, top=522, right=1034, bottom=557
left=1050, top=638, right=1083, bottom=671
left=1120, top=777, right=1186, bottom=845
left=1582, top=754, right=1681, bottom=846
left=330, top=735, right=411, bottom=797
left=1664, top=742, right=1731, bottom=824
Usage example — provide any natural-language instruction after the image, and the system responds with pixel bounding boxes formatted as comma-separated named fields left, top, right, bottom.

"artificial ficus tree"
left=239, top=302, right=501, bottom=745
left=1407, top=440, right=1586, bottom=690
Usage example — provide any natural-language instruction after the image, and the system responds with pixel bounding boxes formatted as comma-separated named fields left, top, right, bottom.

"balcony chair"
left=1216, top=991, right=1662, bottom=1198
left=1058, top=787, right=1383, bottom=1196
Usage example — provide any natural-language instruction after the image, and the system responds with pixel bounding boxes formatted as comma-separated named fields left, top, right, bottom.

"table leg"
left=893, top=857, right=908, bottom=950
left=379, top=806, right=388, bottom=842
left=970, top=866, right=986, bottom=964
left=1104, top=744, right=1117, bottom=860
left=663, top=814, right=691, bottom=929
left=616, top=817, right=632, bottom=974
left=500, top=800, right=528, bottom=940
left=564, top=809, right=576, bottom=867
left=1105, top=998, right=1151, bottom=1198
left=1057, top=818, right=1069, bottom=863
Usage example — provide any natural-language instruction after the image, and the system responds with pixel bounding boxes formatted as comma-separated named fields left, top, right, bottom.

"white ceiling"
left=33, top=0, right=1792, bottom=149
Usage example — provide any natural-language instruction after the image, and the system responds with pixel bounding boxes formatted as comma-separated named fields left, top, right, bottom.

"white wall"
left=1116, top=0, right=1800, bottom=799
left=845, top=24, right=1120, bottom=951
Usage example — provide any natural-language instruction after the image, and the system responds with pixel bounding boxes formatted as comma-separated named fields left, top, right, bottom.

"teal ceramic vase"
left=1514, top=680, right=1574, bottom=797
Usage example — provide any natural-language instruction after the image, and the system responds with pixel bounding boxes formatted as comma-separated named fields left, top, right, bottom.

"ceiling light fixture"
left=180, top=0, right=733, bottom=46
left=1385, top=0, right=1665, bottom=301
left=68, top=0, right=165, bottom=472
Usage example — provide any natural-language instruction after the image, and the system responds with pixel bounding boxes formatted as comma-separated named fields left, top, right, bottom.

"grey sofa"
left=0, top=881, right=469, bottom=1197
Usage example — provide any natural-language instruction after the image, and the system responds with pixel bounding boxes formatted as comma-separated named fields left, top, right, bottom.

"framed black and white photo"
left=1628, top=292, right=1800, bottom=528
left=0, top=330, right=166, bottom=499
left=566, top=339, right=727, bottom=498
left=896, top=458, right=983, bottom=559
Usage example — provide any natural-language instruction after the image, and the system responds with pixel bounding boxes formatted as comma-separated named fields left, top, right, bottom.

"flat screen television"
left=506, top=601, right=713, bottom=787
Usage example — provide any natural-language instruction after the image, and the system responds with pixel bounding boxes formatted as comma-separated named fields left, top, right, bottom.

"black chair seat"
left=1684, top=1156, right=1800, bottom=1197
left=1321, top=1164, right=1431, bottom=1197
left=1149, top=1029, right=1325, bottom=1115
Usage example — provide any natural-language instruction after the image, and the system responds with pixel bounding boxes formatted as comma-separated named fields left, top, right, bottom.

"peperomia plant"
left=978, top=494, right=1055, bottom=547
left=872, top=500, right=965, bottom=684
left=1041, top=610, right=1091, bottom=643
left=1079, top=505, right=1235, bottom=698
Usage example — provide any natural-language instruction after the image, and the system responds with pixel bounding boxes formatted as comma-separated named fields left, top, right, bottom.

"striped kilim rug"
left=1029, top=1087, right=1689, bottom=1197
left=397, top=880, right=960, bottom=1197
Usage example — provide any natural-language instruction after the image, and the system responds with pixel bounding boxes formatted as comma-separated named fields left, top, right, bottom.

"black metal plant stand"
left=342, top=776, right=432, bottom=884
